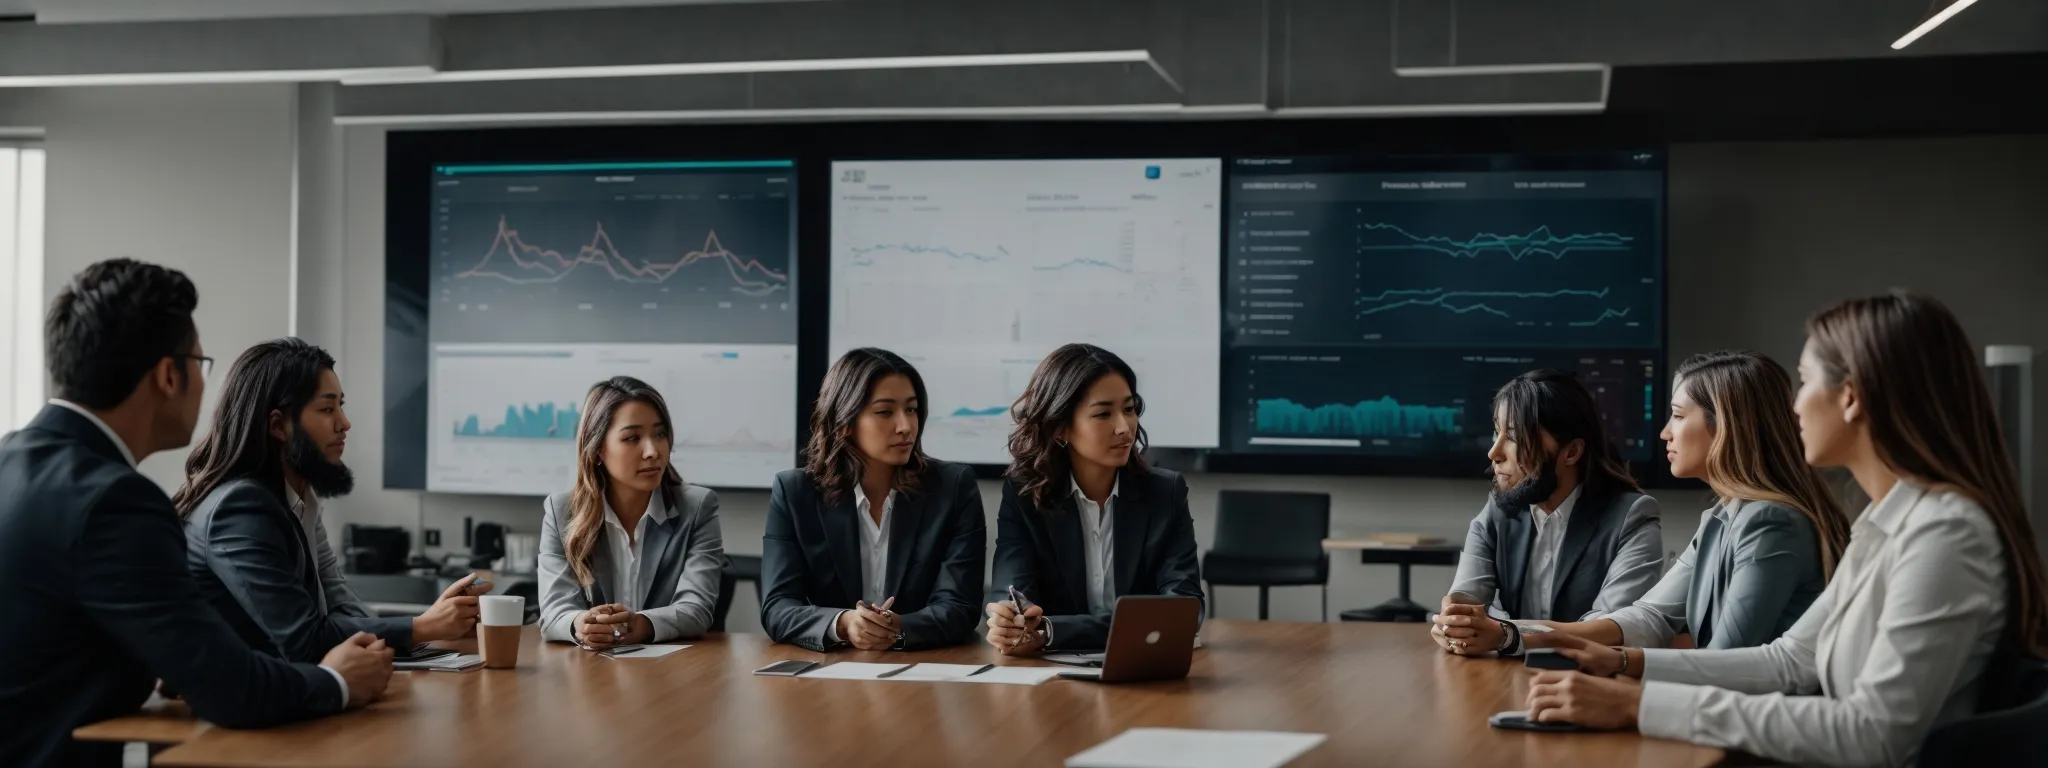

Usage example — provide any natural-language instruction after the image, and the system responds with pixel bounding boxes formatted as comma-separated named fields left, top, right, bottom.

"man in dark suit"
left=0, top=259, right=393, bottom=767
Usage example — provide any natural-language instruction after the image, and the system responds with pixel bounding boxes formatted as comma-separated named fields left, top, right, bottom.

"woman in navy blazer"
left=761, top=348, right=986, bottom=651
left=985, top=343, right=1204, bottom=655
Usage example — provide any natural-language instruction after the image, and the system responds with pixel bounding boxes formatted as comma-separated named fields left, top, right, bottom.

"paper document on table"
left=395, top=653, right=483, bottom=672
left=601, top=644, right=691, bottom=659
left=1066, top=729, right=1326, bottom=768
left=950, top=666, right=1066, bottom=685
left=801, top=662, right=913, bottom=680
left=880, top=663, right=992, bottom=681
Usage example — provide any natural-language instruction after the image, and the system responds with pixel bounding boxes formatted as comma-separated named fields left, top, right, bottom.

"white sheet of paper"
left=1065, top=729, right=1326, bottom=768
left=800, top=662, right=913, bottom=680
left=881, top=663, right=992, bottom=681
left=601, top=644, right=691, bottom=659
left=394, top=653, right=483, bottom=672
left=951, top=666, right=1066, bottom=686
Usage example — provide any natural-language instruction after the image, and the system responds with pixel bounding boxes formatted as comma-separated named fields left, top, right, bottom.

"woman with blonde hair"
left=1527, top=350, right=1852, bottom=654
left=1526, top=292, right=2048, bottom=767
left=538, top=376, right=725, bottom=648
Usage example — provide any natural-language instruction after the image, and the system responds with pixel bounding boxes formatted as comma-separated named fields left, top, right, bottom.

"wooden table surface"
left=89, top=621, right=1721, bottom=767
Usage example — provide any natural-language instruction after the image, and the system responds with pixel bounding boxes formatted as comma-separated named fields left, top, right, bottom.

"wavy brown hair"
left=1807, top=290, right=2048, bottom=655
left=803, top=348, right=931, bottom=507
left=1006, top=344, right=1148, bottom=512
left=172, top=338, right=335, bottom=518
left=563, top=376, right=683, bottom=588
left=1674, top=350, right=1852, bottom=578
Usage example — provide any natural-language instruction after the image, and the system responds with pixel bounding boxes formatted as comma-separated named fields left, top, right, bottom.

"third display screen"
left=1224, top=153, right=1665, bottom=461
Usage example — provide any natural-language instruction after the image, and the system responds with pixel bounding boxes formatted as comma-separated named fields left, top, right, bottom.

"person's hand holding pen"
left=837, top=597, right=900, bottom=651
left=984, top=586, right=1045, bottom=656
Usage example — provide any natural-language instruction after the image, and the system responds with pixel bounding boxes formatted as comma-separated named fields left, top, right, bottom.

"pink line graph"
left=456, top=215, right=789, bottom=297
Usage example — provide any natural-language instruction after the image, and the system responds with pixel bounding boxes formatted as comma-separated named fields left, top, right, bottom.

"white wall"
left=20, top=84, right=300, bottom=491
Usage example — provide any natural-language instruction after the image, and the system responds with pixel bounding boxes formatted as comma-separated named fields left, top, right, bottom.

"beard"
left=1488, top=458, right=1560, bottom=512
left=287, top=426, right=355, bottom=499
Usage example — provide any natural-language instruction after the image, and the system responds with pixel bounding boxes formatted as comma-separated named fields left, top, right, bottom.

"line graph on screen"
left=456, top=215, right=788, bottom=296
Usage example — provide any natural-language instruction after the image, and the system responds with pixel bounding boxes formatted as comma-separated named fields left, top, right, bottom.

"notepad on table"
left=879, top=663, right=992, bottom=681
left=1065, top=729, right=1326, bottom=768
left=950, top=666, right=1066, bottom=686
left=395, top=653, right=484, bottom=672
left=800, top=662, right=913, bottom=680
left=600, top=644, right=691, bottom=659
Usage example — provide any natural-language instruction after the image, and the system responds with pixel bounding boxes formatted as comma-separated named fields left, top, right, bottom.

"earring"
left=1054, top=438, right=1068, bottom=449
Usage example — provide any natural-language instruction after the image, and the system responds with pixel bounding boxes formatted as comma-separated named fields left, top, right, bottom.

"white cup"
left=480, top=595, right=525, bottom=626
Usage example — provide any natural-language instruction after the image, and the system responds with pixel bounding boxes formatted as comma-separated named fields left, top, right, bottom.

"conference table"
left=78, top=621, right=1724, bottom=767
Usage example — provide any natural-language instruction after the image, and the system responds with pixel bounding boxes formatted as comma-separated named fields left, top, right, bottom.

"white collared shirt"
left=855, top=491, right=896, bottom=606
left=1520, top=486, right=1583, bottom=621
left=48, top=399, right=137, bottom=467
left=597, top=493, right=673, bottom=612
left=1071, top=476, right=1122, bottom=616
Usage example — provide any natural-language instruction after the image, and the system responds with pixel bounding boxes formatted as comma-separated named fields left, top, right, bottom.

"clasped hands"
left=572, top=604, right=654, bottom=650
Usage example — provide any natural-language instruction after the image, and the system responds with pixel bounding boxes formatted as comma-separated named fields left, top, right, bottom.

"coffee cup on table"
left=479, top=595, right=524, bottom=669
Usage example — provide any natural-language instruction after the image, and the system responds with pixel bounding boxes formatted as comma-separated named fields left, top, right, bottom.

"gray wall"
left=7, top=85, right=2045, bottom=634
left=14, top=85, right=300, bottom=491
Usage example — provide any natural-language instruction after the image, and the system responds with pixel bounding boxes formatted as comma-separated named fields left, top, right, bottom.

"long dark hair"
left=1492, top=368, right=1640, bottom=501
left=564, top=376, right=685, bottom=588
left=803, top=348, right=931, bottom=507
left=1674, top=351, right=1852, bottom=578
left=1006, top=344, right=1148, bottom=512
left=172, top=338, right=334, bottom=518
left=1807, top=291, right=2048, bottom=655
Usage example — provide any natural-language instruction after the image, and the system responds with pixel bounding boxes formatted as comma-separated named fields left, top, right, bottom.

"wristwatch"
left=1495, top=619, right=1521, bottom=655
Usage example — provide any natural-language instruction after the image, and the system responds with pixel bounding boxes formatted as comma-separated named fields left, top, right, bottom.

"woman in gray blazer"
left=1528, top=293, right=2048, bottom=767
left=1534, top=351, right=1853, bottom=651
left=538, top=376, right=725, bottom=648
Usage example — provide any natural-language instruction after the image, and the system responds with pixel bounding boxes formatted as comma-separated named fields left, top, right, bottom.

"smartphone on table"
left=1488, top=710, right=1585, bottom=733
left=753, top=660, right=820, bottom=677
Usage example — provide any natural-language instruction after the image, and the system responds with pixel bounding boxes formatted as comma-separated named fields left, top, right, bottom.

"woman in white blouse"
left=538, top=376, right=725, bottom=648
left=1526, top=291, right=2048, bottom=767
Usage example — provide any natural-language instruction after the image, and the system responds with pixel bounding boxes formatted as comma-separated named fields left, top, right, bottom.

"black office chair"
left=1918, top=655, right=2048, bottom=765
left=711, top=554, right=764, bottom=632
left=1200, top=490, right=1331, bottom=621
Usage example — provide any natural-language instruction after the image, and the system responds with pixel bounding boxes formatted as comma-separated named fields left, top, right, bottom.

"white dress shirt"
left=1520, top=486, right=1582, bottom=621
left=825, top=491, right=896, bottom=644
left=597, top=493, right=672, bottom=615
left=1073, top=476, right=1122, bottom=616
left=1636, top=479, right=2009, bottom=767
left=49, top=400, right=351, bottom=706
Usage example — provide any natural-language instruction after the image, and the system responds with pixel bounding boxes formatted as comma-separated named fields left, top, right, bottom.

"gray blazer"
left=538, top=485, right=724, bottom=644
left=1448, top=486, right=1664, bottom=623
left=1606, top=500, right=1827, bottom=649
left=184, top=478, right=412, bottom=663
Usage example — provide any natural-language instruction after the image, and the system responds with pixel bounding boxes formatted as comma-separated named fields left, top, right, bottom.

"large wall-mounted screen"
left=1222, top=153, right=1666, bottom=463
left=424, top=159, right=797, bottom=493
left=829, top=159, right=1222, bottom=465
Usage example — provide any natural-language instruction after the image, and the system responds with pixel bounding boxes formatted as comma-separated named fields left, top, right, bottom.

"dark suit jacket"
left=989, top=465, right=1205, bottom=651
left=185, top=478, right=413, bottom=664
left=761, top=461, right=986, bottom=651
left=0, top=406, right=342, bottom=767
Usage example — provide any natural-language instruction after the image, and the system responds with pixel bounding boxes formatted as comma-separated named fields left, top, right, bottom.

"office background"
left=1, top=0, right=2045, bottom=636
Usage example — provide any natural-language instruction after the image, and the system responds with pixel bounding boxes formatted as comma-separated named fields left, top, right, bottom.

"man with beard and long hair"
left=1428, top=369, right=1664, bottom=658
left=174, top=338, right=485, bottom=664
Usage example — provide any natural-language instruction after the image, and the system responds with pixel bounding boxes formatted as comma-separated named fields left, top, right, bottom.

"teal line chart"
left=1355, top=287, right=1634, bottom=327
left=455, top=401, right=579, bottom=440
left=1358, top=222, right=1633, bottom=260
left=845, top=242, right=1133, bottom=273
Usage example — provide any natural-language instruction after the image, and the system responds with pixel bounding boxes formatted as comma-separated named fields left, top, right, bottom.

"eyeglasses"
left=172, top=355, right=215, bottom=379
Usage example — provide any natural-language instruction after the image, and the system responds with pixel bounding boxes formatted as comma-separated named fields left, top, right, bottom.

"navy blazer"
left=761, top=461, right=986, bottom=651
left=0, top=406, right=341, bottom=767
left=185, top=478, right=414, bottom=663
left=989, top=465, right=1205, bottom=651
